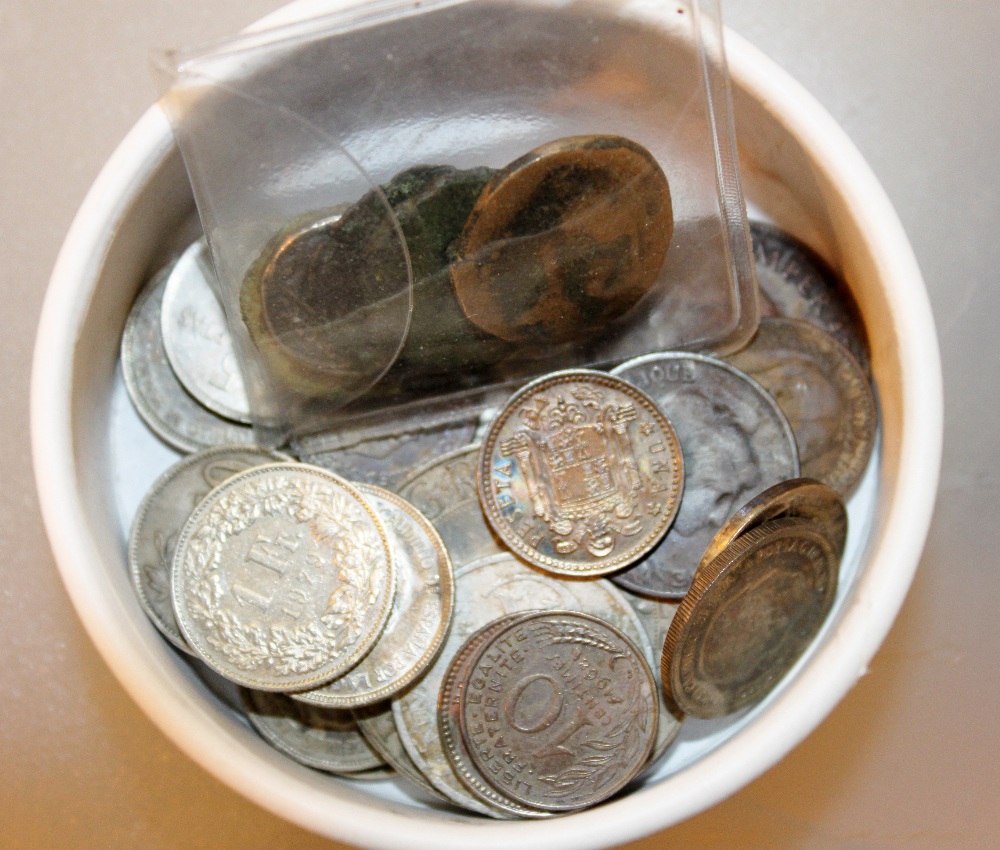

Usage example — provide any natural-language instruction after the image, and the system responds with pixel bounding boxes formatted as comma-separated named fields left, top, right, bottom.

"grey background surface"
left=3, top=1, right=997, bottom=847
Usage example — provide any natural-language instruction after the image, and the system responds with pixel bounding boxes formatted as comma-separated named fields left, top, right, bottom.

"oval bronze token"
left=662, top=517, right=839, bottom=718
left=451, top=134, right=673, bottom=345
left=460, top=611, right=657, bottom=812
left=699, top=477, right=848, bottom=570
left=724, top=317, right=878, bottom=496
left=478, top=370, right=683, bottom=576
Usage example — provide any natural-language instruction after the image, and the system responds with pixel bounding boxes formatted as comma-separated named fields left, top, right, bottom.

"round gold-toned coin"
left=699, top=477, right=847, bottom=570
left=461, top=611, right=657, bottom=812
left=662, top=517, right=839, bottom=718
left=724, top=317, right=878, bottom=496
left=478, top=370, right=683, bottom=576
left=451, top=134, right=673, bottom=345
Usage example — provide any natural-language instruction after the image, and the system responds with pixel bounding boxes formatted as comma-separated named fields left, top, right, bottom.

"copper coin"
left=699, top=477, right=848, bottom=570
left=724, top=317, right=878, bottom=496
left=451, top=135, right=673, bottom=345
left=662, top=517, right=839, bottom=718
left=478, top=370, right=683, bottom=576
left=461, top=611, right=657, bottom=812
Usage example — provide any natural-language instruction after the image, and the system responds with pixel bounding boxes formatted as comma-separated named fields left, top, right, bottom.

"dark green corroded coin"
left=241, top=165, right=507, bottom=402
left=451, top=135, right=673, bottom=346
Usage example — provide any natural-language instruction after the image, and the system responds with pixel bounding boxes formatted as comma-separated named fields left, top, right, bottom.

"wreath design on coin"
left=182, top=474, right=387, bottom=677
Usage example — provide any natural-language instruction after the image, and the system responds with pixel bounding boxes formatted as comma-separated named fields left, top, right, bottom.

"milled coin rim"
left=477, top=369, right=683, bottom=576
left=171, top=462, right=395, bottom=692
left=662, top=516, right=839, bottom=719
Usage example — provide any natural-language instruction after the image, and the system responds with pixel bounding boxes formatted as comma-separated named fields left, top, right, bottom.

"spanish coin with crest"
left=127, top=445, right=289, bottom=652
left=461, top=611, right=657, bottom=811
left=397, top=443, right=505, bottom=568
left=699, top=477, right=848, bottom=570
left=160, top=239, right=252, bottom=424
left=391, top=552, right=656, bottom=816
left=478, top=370, right=683, bottom=577
left=750, top=221, right=871, bottom=376
left=724, top=317, right=877, bottom=496
left=171, top=463, right=395, bottom=691
left=451, top=135, right=673, bottom=346
left=662, top=517, right=839, bottom=718
left=121, top=265, right=255, bottom=452
left=294, top=484, right=454, bottom=708
left=242, top=688, right=386, bottom=774
left=610, top=352, right=799, bottom=598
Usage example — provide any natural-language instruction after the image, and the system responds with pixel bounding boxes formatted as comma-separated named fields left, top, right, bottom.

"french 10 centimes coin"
left=127, top=446, right=290, bottom=652
left=451, top=135, right=673, bottom=346
left=662, top=517, right=839, bottom=718
left=293, top=417, right=478, bottom=490
left=724, top=317, right=878, bottom=497
left=352, top=701, right=450, bottom=802
left=396, top=443, right=505, bottom=568
left=391, top=552, right=656, bottom=816
left=438, top=614, right=549, bottom=818
left=160, top=238, right=252, bottom=424
left=610, top=353, right=799, bottom=598
left=699, top=477, right=848, bottom=572
left=294, top=484, right=454, bottom=708
left=242, top=689, right=385, bottom=774
left=172, top=463, right=395, bottom=691
left=121, top=264, right=255, bottom=452
left=750, top=221, right=871, bottom=377
left=478, top=369, right=683, bottom=577
left=463, top=611, right=657, bottom=811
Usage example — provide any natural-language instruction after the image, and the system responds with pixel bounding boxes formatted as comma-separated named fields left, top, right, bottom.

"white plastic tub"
left=30, top=6, right=941, bottom=849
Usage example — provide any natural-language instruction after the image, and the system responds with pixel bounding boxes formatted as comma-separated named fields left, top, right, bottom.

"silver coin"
left=294, top=484, right=454, bottom=708
left=396, top=443, right=505, bottom=568
left=160, top=239, right=252, bottom=424
left=391, top=552, right=655, bottom=815
left=610, top=353, right=799, bottom=598
left=478, top=370, right=683, bottom=577
left=121, top=265, right=254, bottom=452
left=293, top=417, right=478, bottom=489
left=243, top=689, right=385, bottom=774
left=724, top=317, right=878, bottom=496
left=127, top=446, right=289, bottom=652
left=353, top=702, right=450, bottom=801
left=172, top=463, right=395, bottom=691
left=750, top=221, right=871, bottom=376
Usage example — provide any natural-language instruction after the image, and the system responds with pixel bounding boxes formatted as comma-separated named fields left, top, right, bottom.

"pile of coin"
left=120, top=137, right=877, bottom=815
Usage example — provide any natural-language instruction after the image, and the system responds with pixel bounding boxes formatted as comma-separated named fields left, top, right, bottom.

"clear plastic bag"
left=158, top=0, right=757, bottom=446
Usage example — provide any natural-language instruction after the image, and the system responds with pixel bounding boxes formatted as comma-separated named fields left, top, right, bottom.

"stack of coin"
left=119, top=141, right=876, bottom=815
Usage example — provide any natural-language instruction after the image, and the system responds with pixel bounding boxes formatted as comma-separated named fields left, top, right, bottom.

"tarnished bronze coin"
left=451, top=135, right=673, bottom=345
left=478, top=370, right=683, bottom=576
left=461, top=611, right=657, bottom=812
left=750, top=221, right=871, bottom=377
left=662, top=517, right=839, bottom=718
left=699, top=477, right=848, bottom=570
left=724, top=317, right=878, bottom=496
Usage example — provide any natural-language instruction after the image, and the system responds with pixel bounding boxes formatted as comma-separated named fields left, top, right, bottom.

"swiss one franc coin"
left=172, top=463, right=395, bottom=691
left=121, top=265, right=254, bottom=452
left=463, top=611, right=657, bottom=811
left=479, top=370, right=683, bottom=576
left=160, top=239, right=252, bottom=424
left=295, top=484, right=454, bottom=708
left=750, top=221, right=871, bottom=376
left=243, top=689, right=385, bottom=774
left=662, top=517, right=839, bottom=718
left=611, top=353, right=799, bottom=598
left=127, top=446, right=288, bottom=652
left=725, top=317, right=877, bottom=496
left=700, top=477, right=847, bottom=570
left=452, top=135, right=673, bottom=345
left=397, top=443, right=505, bottom=568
